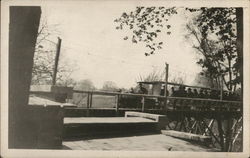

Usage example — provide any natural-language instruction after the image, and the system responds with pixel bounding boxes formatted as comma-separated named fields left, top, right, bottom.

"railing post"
left=87, top=92, right=90, bottom=109
left=116, top=94, right=120, bottom=116
left=142, top=96, right=145, bottom=112
left=86, top=92, right=90, bottom=117
left=89, top=92, right=93, bottom=108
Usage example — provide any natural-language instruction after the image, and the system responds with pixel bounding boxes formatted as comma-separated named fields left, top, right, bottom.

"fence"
left=72, top=90, right=242, bottom=113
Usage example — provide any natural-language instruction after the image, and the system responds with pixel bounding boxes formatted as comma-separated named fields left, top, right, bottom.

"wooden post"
left=217, top=117, right=225, bottom=151
left=165, top=63, right=169, bottom=109
left=142, top=96, right=145, bottom=112
left=116, top=94, right=120, bottom=116
left=52, top=37, right=62, bottom=86
left=89, top=92, right=93, bottom=108
left=87, top=92, right=90, bottom=109
left=225, top=118, right=233, bottom=151
left=86, top=92, right=90, bottom=116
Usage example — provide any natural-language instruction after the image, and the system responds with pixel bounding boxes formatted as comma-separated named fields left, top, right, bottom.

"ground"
left=63, top=134, right=218, bottom=151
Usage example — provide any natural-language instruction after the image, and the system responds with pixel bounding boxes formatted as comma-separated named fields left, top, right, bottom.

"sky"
left=40, top=1, right=203, bottom=89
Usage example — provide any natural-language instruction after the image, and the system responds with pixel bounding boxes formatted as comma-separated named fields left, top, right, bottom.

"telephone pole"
left=52, top=37, right=62, bottom=86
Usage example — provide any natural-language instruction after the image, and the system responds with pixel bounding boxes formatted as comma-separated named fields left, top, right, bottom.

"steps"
left=63, top=117, right=158, bottom=139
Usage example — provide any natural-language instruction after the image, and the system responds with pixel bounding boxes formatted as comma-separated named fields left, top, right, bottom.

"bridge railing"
left=72, top=90, right=242, bottom=112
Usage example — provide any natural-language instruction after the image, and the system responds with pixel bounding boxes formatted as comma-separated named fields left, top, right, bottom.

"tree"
left=74, top=79, right=96, bottom=91
left=185, top=8, right=243, bottom=152
left=57, top=77, right=77, bottom=87
left=136, top=68, right=164, bottom=82
left=185, top=8, right=240, bottom=92
left=169, top=74, right=186, bottom=85
left=102, top=81, right=118, bottom=92
left=115, top=7, right=177, bottom=56
left=236, top=8, right=243, bottom=97
left=31, top=18, right=76, bottom=85
left=192, top=73, right=218, bottom=89
left=115, top=7, right=242, bottom=92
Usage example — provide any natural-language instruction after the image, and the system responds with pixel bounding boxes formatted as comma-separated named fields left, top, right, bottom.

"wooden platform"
left=63, top=134, right=218, bottom=151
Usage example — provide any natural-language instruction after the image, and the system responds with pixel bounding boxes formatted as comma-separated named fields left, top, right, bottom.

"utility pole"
left=52, top=37, right=62, bottom=86
left=165, top=63, right=169, bottom=108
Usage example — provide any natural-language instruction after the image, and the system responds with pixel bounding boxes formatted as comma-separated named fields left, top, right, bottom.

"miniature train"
left=119, top=81, right=241, bottom=109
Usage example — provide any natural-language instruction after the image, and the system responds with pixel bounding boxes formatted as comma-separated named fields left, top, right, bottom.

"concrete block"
left=125, top=111, right=168, bottom=130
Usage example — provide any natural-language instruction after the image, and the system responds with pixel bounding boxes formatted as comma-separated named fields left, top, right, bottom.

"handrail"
left=137, top=81, right=221, bottom=90
left=29, top=90, right=242, bottom=114
left=72, top=90, right=242, bottom=104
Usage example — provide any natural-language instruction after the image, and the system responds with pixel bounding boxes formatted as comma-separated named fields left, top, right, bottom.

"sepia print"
left=1, top=0, right=249, bottom=157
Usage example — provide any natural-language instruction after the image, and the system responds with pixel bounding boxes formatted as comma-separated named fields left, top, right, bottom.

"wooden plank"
left=161, top=130, right=212, bottom=143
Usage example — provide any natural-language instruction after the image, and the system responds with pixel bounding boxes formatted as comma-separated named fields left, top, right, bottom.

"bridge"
left=29, top=86, right=243, bottom=152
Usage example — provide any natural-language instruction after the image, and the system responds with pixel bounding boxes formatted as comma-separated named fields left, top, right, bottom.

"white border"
left=1, top=0, right=250, bottom=158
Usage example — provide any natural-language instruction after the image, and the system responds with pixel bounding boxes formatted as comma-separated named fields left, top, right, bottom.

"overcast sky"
left=40, top=2, right=202, bottom=89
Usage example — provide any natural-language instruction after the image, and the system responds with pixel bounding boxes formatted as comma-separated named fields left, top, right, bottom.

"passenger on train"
left=222, top=91, right=229, bottom=100
left=137, top=83, right=148, bottom=94
left=168, top=84, right=241, bottom=101
left=187, top=88, right=194, bottom=98
left=203, top=89, right=210, bottom=98
left=182, top=86, right=187, bottom=97
left=198, top=89, right=205, bottom=98
left=176, top=86, right=187, bottom=97
left=171, top=87, right=176, bottom=97
left=129, top=88, right=135, bottom=94
left=160, top=85, right=169, bottom=96
left=193, top=89, right=199, bottom=98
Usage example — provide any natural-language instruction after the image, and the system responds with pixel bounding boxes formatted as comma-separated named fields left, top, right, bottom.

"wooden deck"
left=63, top=134, right=218, bottom=151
